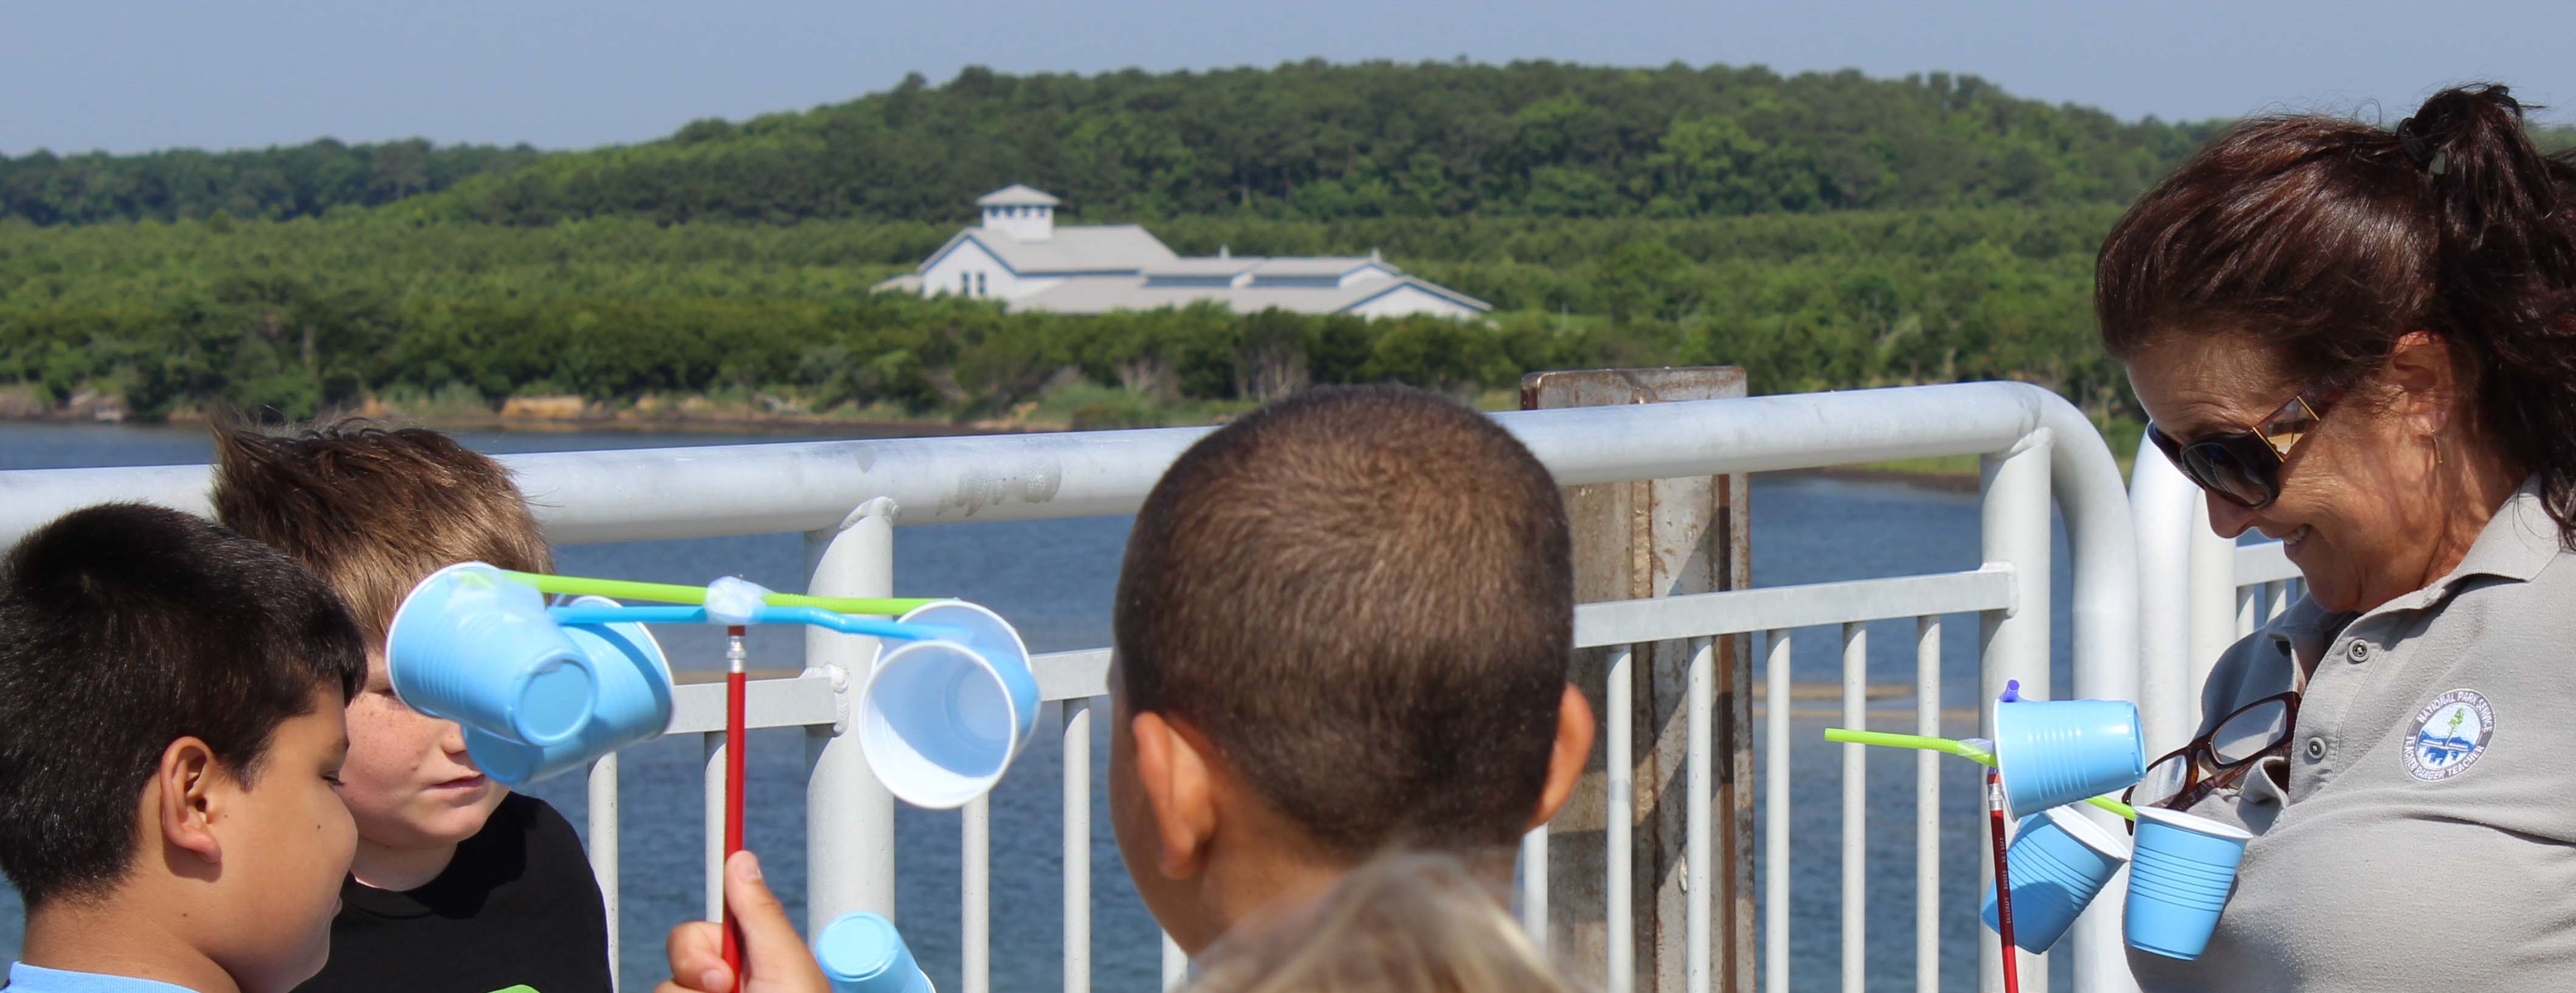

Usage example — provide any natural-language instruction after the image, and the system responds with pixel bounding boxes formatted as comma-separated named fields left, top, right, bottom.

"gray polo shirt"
left=2131, top=480, right=2576, bottom=992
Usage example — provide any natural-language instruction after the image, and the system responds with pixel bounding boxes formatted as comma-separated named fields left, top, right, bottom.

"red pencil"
left=1987, top=768, right=2018, bottom=993
left=723, top=626, right=748, bottom=992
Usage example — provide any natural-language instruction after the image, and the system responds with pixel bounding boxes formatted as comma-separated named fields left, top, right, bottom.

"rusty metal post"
left=1523, top=368, right=1753, bottom=993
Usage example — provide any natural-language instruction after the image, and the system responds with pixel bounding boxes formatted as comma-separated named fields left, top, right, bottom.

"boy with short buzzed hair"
left=1, top=503, right=368, bottom=993
left=1103, top=382, right=1594, bottom=950
left=659, top=384, right=1597, bottom=992
left=209, top=420, right=610, bottom=993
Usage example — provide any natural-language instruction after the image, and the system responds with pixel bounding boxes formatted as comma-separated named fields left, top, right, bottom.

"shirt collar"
left=2447, top=475, right=2560, bottom=583
left=5, top=963, right=208, bottom=993
left=2374, top=475, right=2560, bottom=614
left=2262, top=596, right=2352, bottom=670
left=2255, top=476, right=2558, bottom=663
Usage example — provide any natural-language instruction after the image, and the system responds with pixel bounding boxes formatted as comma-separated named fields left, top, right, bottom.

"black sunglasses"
left=2146, top=394, right=2333, bottom=509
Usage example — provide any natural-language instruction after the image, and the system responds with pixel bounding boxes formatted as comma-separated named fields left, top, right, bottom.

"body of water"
left=0, top=421, right=2082, bottom=993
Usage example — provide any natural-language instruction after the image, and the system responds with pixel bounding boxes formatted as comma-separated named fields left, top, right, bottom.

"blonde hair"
left=1183, top=852, right=1580, bottom=993
left=209, top=416, right=552, bottom=646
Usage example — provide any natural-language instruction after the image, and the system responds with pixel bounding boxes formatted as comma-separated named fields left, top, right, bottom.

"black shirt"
left=296, top=793, right=613, bottom=993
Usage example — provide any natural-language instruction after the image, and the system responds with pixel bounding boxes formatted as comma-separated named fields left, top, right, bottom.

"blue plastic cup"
left=385, top=562, right=597, bottom=747
left=860, top=601, right=1038, bottom=809
left=2124, top=807, right=2253, bottom=960
left=464, top=596, right=675, bottom=787
left=1981, top=806, right=2132, bottom=953
left=814, top=912, right=934, bottom=993
left=1993, top=698, right=2145, bottom=817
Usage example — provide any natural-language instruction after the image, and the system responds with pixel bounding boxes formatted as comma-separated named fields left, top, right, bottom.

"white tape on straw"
left=705, top=576, right=771, bottom=625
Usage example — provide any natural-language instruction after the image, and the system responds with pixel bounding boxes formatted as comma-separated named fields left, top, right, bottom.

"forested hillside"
left=399, top=61, right=2222, bottom=225
left=0, top=139, right=540, bottom=225
left=12, top=62, right=2560, bottom=230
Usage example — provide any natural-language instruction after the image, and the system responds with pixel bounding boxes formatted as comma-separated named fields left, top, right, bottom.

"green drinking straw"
left=1823, top=727, right=2138, bottom=821
left=498, top=570, right=942, bottom=617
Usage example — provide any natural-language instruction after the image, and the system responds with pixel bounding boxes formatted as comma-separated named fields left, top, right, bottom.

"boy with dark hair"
left=1, top=503, right=367, bottom=993
left=209, top=421, right=610, bottom=993
left=658, top=384, right=1596, bottom=992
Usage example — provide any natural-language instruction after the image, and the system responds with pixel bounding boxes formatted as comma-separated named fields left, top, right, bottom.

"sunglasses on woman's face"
left=2146, top=394, right=2332, bottom=509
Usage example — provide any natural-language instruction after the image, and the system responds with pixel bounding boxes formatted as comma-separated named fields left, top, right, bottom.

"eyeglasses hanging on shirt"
left=2125, top=691, right=2302, bottom=814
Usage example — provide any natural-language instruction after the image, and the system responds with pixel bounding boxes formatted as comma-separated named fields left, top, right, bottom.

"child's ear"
left=155, top=737, right=224, bottom=865
left=1129, top=710, right=1218, bottom=880
left=1527, top=683, right=1597, bottom=831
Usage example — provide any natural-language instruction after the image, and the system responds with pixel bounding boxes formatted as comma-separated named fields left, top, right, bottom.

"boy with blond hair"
left=1, top=504, right=367, bottom=993
left=210, top=421, right=610, bottom=993
left=658, top=384, right=1596, bottom=992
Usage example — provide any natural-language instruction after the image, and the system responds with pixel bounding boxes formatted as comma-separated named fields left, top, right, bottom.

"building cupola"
left=975, top=184, right=1060, bottom=243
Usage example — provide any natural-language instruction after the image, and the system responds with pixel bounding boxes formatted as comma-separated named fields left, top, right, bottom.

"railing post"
left=1064, top=698, right=1094, bottom=993
left=1912, top=617, right=1941, bottom=993
left=2186, top=500, right=2237, bottom=732
left=587, top=754, right=621, bottom=989
left=1980, top=430, right=2053, bottom=993
left=2130, top=434, right=2199, bottom=757
left=803, top=497, right=900, bottom=930
left=1524, top=367, right=1753, bottom=993
left=704, top=733, right=727, bottom=924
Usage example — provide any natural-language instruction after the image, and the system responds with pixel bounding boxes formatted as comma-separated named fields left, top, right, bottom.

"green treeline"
left=1, top=139, right=542, bottom=225
left=0, top=207, right=2122, bottom=422
left=393, top=61, right=2220, bottom=225
left=15, top=62, right=2569, bottom=230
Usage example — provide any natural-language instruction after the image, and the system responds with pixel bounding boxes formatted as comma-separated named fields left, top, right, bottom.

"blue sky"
left=5, top=0, right=2570, bottom=156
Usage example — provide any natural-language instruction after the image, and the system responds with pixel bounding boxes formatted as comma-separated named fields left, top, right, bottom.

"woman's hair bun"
left=2400, top=85, right=2570, bottom=267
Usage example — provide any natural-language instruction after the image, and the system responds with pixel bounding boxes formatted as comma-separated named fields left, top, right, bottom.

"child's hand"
left=656, top=851, right=832, bottom=993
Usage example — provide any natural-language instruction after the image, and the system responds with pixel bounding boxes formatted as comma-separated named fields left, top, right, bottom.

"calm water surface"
left=0, top=421, right=2081, bottom=993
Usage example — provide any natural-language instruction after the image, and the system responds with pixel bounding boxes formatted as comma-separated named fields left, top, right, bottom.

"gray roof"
left=975, top=184, right=1061, bottom=207
left=1143, top=257, right=1266, bottom=278
left=1248, top=256, right=1396, bottom=277
left=926, top=225, right=1178, bottom=275
left=1007, top=275, right=1490, bottom=316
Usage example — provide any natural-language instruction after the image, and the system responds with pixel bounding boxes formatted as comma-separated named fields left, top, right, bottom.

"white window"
left=961, top=272, right=973, bottom=295
left=975, top=272, right=989, bottom=295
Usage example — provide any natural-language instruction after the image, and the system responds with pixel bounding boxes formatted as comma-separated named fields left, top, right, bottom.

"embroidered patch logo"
left=2403, top=689, right=2494, bottom=782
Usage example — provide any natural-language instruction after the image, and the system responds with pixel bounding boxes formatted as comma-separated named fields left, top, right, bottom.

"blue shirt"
left=4, top=963, right=204, bottom=993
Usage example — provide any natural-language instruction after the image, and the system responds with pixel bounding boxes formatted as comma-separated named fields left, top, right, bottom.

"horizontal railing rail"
left=0, top=381, right=2147, bottom=993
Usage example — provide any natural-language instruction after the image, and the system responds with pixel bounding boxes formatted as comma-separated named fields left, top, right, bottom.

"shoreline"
left=1787, top=464, right=1983, bottom=493
left=0, top=390, right=1062, bottom=439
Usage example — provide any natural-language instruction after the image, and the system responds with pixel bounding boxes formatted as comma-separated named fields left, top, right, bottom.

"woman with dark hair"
left=2100, top=84, right=2576, bottom=991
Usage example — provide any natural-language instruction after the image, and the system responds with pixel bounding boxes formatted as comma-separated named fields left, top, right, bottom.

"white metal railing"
left=2129, top=439, right=2302, bottom=746
left=0, top=381, right=2153, bottom=993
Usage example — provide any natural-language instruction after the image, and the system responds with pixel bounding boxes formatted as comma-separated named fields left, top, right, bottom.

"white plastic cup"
left=385, top=562, right=596, bottom=747
left=814, top=912, right=934, bottom=993
left=464, top=596, right=675, bottom=786
left=858, top=601, right=1038, bottom=809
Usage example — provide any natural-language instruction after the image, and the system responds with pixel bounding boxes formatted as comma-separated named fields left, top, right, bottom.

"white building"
left=873, top=185, right=1490, bottom=320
